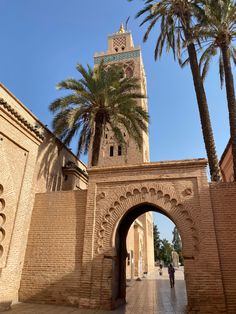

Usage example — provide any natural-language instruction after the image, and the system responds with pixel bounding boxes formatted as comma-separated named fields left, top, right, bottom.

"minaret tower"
left=89, top=25, right=150, bottom=167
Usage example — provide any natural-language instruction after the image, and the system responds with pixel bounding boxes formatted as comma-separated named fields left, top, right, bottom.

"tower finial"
left=119, top=23, right=125, bottom=34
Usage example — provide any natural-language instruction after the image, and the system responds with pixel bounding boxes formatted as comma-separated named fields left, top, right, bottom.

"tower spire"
left=92, top=28, right=150, bottom=167
left=119, top=23, right=125, bottom=34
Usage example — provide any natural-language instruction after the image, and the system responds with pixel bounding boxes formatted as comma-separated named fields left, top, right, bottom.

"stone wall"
left=139, top=212, right=155, bottom=274
left=2, top=81, right=236, bottom=313
left=133, top=219, right=144, bottom=277
left=18, top=161, right=236, bottom=313
left=210, top=182, right=236, bottom=314
left=0, top=83, right=87, bottom=306
left=78, top=160, right=227, bottom=312
left=34, top=132, right=87, bottom=193
left=126, top=213, right=154, bottom=280
left=126, top=222, right=135, bottom=279
left=0, top=86, right=42, bottom=305
left=19, top=190, right=87, bottom=306
left=219, top=140, right=233, bottom=182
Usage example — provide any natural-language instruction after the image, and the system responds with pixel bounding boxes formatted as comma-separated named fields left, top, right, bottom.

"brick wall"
left=126, top=223, right=135, bottom=279
left=0, top=83, right=88, bottom=306
left=19, top=190, right=87, bottom=306
left=78, top=161, right=227, bottom=312
left=219, top=140, right=234, bottom=182
left=210, top=182, right=236, bottom=314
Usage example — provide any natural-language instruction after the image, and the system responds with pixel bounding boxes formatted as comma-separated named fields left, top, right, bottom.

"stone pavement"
left=3, top=267, right=187, bottom=314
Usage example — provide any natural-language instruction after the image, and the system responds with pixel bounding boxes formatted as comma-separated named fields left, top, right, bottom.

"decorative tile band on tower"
left=94, top=50, right=140, bottom=64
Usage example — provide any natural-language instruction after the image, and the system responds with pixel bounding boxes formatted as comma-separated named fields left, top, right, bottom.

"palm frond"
left=50, top=61, right=149, bottom=165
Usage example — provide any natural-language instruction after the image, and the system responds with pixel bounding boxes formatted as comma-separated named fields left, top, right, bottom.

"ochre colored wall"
left=210, top=182, right=236, bottom=314
left=0, top=83, right=87, bottom=305
left=18, top=165, right=236, bottom=313
left=126, top=223, right=135, bottom=279
left=219, top=141, right=234, bottom=182
left=138, top=212, right=155, bottom=273
left=2, top=82, right=236, bottom=313
left=19, top=190, right=87, bottom=306
left=78, top=161, right=227, bottom=313
left=126, top=212, right=154, bottom=280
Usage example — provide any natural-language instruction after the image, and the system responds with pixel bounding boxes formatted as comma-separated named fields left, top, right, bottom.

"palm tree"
left=129, top=0, right=221, bottom=181
left=49, top=62, right=149, bottom=166
left=194, top=0, right=236, bottom=180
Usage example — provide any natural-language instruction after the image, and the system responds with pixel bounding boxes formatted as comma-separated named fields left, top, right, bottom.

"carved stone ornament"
left=96, top=184, right=199, bottom=255
left=0, top=98, right=44, bottom=140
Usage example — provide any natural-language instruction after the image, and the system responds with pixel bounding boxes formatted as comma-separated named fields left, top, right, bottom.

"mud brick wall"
left=210, top=183, right=236, bottom=314
left=19, top=190, right=87, bottom=307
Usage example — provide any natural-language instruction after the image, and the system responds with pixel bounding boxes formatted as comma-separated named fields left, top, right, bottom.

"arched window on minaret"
left=110, top=146, right=114, bottom=157
left=118, top=145, right=122, bottom=156
left=125, top=67, right=133, bottom=78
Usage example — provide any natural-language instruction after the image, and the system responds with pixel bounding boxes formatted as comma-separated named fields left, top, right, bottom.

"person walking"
left=168, top=264, right=175, bottom=288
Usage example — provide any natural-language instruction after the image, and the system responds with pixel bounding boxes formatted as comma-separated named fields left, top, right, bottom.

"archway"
left=94, top=183, right=199, bottom=310
left=80, top=162, right=227, bottom=312
left=113, top=203, right=187, bottom=306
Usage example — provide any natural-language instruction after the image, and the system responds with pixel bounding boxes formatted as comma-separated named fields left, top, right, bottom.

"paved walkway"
left=3, top=267, right=187, bottom=314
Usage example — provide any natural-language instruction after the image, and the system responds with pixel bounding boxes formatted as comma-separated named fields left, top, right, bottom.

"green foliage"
left=128, top=0, right=201, bottom=62
left=172, top=226, right=182, bottom=252
left=186, top=0, right=236, bottom=86
left=172, top=226, right=183, bottom=265
left=153, top=224, right=161, bottom=261
left=194, top=0, right=236, bottom=181
left=49, top=62, right=149, bottom=166
left=159, top=238, right=173, bottom=266
left=153, top=225, right=184, bottom=265
left=128, top=0, right=221, bottom=182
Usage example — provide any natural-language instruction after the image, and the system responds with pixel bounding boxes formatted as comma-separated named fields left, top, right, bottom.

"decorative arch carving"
left=95, top=183, right=199, bottom=258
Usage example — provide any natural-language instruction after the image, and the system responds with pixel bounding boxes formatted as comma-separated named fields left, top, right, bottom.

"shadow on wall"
left=0, top=301, right=12, bottom=312
left=36, top=134, right=65, bottom=192
left=17, top=181, right=230, bottom=312
left=36, top=132, right=86, bottom=193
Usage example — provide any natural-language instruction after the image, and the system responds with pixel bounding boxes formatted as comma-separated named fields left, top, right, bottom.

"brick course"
left=0, top=83, right=87, bottom=307
left=19, top=190, right=87, bottom=306
left=210, top=183, right=236, bottom=313
left=1, top=69, right=236, bottom=313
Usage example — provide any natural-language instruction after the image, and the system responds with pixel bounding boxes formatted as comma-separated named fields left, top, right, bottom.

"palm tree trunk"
left=185, top=38, right=221, bottom=181
left=221, top=43, right=236, bottom=181
left=91, top=113, right=104, bottom=166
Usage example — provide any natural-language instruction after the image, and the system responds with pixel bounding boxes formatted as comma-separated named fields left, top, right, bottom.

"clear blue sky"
left=0, top=0, right=233, bottom=242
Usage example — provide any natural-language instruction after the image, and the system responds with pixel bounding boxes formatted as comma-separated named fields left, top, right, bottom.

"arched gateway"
left=78, top=28, right=226, bottom=312
left=79, top=160, right=226, bottom=312
left=15, top=27, right=230, bottom=313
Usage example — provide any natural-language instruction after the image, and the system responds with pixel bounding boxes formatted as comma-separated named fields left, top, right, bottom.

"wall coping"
left=87, top=158, right=207, bottom=175
left=0, top=83, right=87, bottom=170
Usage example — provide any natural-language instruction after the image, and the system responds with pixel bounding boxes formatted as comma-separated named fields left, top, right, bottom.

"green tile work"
left=94, top=50, right=140, bottom=64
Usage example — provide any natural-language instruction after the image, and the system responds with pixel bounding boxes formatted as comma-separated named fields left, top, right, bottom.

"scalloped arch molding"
left=96, top=182, right=199, bottom=259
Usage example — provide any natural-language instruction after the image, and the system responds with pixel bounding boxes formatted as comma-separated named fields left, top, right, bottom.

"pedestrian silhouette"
left=168, top=264, right=175, bottom=288
left=159, top=263, right=163, bottom=276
